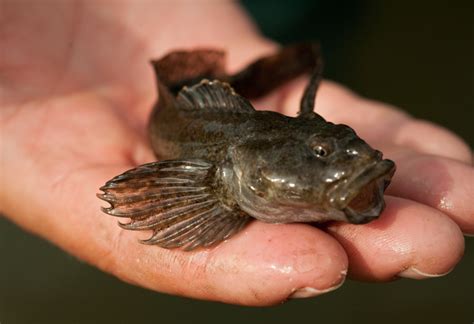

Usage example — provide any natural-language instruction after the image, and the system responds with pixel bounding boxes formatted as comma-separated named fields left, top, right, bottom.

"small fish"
left=98, top=43, right=396, bottom=250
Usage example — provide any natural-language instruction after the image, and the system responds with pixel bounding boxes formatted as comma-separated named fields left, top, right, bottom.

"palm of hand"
left=1, top=2, right=472, bottom=305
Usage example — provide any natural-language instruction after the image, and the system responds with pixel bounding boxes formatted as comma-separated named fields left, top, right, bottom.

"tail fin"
left=150, top=42, right=322, bottom=99
left=151, top=49, right=226, bottom=95
left=229, top=42, right=321, bottom=99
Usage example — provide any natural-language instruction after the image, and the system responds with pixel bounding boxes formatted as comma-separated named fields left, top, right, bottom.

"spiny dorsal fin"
left=176, top=79, right=255, bottom=114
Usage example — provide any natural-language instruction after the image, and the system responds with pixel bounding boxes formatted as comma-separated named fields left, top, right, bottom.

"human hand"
left=1, top=1, right=472, bottom=306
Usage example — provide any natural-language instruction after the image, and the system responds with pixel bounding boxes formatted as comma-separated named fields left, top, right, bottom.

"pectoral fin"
left=98, top=160, right=250, bottom=250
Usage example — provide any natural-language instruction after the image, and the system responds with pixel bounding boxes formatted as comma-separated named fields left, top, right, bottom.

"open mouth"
left=343, top=176, right=387, bottom=223
left=332, top=159, right=396, bottom=224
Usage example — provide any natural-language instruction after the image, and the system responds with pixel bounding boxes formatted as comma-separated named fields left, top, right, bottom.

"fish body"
left=98, top=43, right=395, bottom=250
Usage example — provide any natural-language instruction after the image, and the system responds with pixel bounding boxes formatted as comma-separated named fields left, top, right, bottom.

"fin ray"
left=177, top=80, right=255, bottom=114
left=119, top=200, right=218, bottom=230
left=141, top=207, right=220, bottom=245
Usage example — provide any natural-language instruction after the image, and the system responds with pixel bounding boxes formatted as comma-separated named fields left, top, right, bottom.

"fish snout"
left=330, top=159, right=395, bottom=223
left=342, top=176, right=387, bottom=224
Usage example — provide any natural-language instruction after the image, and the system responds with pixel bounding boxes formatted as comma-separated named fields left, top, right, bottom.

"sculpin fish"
left=98, top=43, right=396, bottom=250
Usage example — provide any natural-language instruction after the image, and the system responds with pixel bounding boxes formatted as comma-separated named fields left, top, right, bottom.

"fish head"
left=230, top=121, right=395, bottom=224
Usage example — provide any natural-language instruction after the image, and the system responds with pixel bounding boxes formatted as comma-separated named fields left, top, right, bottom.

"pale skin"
left=1, top=1, right=473, bottom=306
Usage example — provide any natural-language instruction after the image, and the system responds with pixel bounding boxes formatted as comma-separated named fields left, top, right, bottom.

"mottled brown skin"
left=98, top=43, right=396, bottom=250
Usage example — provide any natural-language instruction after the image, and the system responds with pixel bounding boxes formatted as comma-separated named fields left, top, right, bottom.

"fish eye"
left=312, top=144, right=331, bottom=158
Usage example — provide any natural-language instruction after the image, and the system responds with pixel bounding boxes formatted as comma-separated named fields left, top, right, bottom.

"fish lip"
left=342, top=177, right=387, bottom=224
left=328, top=159, right=396, bottom=222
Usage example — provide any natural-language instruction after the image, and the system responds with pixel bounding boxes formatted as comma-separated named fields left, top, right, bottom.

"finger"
left=3, top=164, right=348, bottom=306
left=109, top=220, right=348, bottom=305
left=280, top=79, right=472, bottom=163
left=327, top=196, right=465, bottom=281
left=385, top=148, right=474, bottom=234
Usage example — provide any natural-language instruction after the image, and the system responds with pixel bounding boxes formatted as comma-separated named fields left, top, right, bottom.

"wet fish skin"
left=227, top=115, right=394, bottom=224
left=98, top=43, right=396, bottom=250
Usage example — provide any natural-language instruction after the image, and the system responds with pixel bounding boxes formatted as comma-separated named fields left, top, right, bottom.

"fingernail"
left=288, top=279, right=345, bottom=299
left=398, top=266, right=453, bottom=279
left=463, top=232, right=474, bottom=237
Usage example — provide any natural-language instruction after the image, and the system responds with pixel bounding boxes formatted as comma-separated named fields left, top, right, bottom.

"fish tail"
left=150, top=49, right=227, bottom=95
left=229, top=42, right=321, bottom=99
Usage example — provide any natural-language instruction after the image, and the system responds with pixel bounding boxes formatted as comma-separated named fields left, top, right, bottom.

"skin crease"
left=0, top=1, right=473, bottom=305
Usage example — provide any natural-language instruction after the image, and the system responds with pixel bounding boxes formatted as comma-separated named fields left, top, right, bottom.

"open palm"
left=1, top=2, right=472, bottom=305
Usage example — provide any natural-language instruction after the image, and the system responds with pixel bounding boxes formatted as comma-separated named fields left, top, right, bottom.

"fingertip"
left=387, top=153, right=474, bottom=234
left=397, top=266, right=454, bottom=280
left=206, top=222, right=348, bottom=305
left=104, top=221, right=349, bottom=306
left=393, top=119, right=473, bottom=164
left=327, top=196, right=464, bottom=281
left=288, top=278, right=346, bottom=299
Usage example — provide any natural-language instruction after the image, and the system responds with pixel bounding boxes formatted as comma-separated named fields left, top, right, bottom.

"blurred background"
left=1, top=1, right=472, bottom=323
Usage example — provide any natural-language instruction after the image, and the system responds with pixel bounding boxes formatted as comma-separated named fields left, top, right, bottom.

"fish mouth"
left=330, top=159, right=396, bottom=224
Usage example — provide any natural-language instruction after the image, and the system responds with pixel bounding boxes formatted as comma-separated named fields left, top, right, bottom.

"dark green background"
left=1, top=1, right=472, bottom=323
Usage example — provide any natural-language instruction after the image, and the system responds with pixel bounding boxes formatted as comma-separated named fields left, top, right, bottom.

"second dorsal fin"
left=176, top=80, right=255, bottom=114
